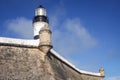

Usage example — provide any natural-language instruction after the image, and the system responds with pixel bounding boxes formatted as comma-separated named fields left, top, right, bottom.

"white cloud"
left=107, top=76, right=120, bottom=80
left=52, top=18, right=98, bottom=55
left=50, top=16, right=58, bottom=28
left=64, top=18, right=97, bottom=48
left=6, top=17, right=33, bottom=39
left=49, top=1, right=66, bottom=29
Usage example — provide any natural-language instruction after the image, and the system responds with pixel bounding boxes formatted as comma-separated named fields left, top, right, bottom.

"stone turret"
left=39, top=24, right=52, bottom=53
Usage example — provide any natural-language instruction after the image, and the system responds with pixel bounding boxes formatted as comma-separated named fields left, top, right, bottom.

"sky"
left=0, top=0, right=120, bottom=80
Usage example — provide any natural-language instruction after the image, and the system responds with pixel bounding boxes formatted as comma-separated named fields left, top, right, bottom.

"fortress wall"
left=47, top=52, right=103, bottom=80
left=0, top=45, right=49, bottom=80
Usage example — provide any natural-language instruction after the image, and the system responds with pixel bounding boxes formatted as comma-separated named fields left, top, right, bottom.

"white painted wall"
left=33, top=22, right=48, bottom=37
left=0, top=37, right=39, bottom=47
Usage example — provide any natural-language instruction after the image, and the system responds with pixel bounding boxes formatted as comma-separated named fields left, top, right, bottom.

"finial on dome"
left=39, top=5, right=44, bottom=8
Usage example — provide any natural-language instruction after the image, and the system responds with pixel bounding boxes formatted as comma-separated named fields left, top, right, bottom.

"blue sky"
left=0, top=0, right=120, bottom=80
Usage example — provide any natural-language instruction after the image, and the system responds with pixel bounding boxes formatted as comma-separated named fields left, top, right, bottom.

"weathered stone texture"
left=0, top=45, right=54, bottom=80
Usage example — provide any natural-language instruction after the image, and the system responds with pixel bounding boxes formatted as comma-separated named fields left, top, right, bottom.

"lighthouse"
left=33, top=5, right=52, bottom=53
left=33, top=5, right=49, bottom=39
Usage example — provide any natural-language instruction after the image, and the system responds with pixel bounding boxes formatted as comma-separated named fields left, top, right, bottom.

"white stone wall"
left=50, top=49, right=102, bottom=77
left=33, top=22, right=48, bottom=38
left=0, top=37, right=39, bottom=47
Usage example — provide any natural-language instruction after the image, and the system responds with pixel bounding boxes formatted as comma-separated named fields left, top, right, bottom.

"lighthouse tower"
left=33, top=5, right=52, bottom=53
left=33, top=5, right=49, bottom=39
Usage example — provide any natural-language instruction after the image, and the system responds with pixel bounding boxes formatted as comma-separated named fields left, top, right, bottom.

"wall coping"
left=50, top=49, right=102, bottom=77
left=0, top=37, right=39, bottom=47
